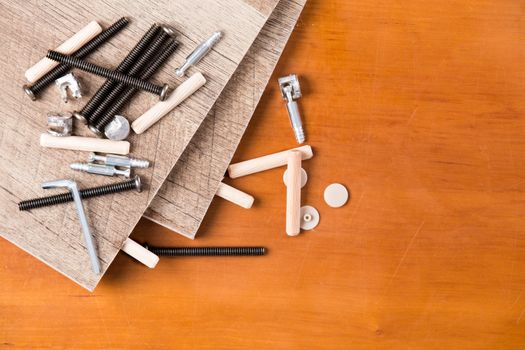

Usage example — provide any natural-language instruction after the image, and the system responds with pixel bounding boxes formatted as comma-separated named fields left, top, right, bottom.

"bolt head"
left=73, top=112, right=88, bottom=124
left=134, top=175, right=142, bottom=193
left=23, top=85, right=36, bottom=101
left=88, top=124, right=104, bottom=137
left=160, top=84, right=170, bottom=101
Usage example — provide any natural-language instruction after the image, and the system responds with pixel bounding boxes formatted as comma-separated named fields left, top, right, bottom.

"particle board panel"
left=144, top=0, right=306, bottom=238
left=0, top=0, right=279, bottom=290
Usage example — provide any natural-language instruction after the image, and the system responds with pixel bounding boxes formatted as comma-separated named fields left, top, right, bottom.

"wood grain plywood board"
left=0, top=0, right=278, bottom=291
left=145, top=0, right=306, bottom=238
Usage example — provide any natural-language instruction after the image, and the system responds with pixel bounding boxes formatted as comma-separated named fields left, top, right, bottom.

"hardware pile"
left=16, top=15, right=348, bottom=282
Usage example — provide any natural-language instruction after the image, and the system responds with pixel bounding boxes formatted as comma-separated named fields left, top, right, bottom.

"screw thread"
left=294, top=126, right=305, bottom=144
left=18, top=176, right=141, bottom=211
left=70, top=163, right=89, bottom=171
left=129, top=159, right=150, bottom=169
left=147, top=246, right=266, bottom=256
left=77, top=24, right=161, bottom=122
left=88, top=31, right=172, bottom=129
left=93, top=40, right=179, bottom=132
left=47, top=51, right=165, bottom=97
left=24, top=17, right=130, bottom=99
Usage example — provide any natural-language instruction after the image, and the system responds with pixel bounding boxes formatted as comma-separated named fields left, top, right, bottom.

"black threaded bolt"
left=23, top=17, right=130, bottom=100
left=88, top=29, right=175, bottom=133
left=144, top=245, right=267, bottom=257
left=46, top=51, right=170, bottom=101
left=18, top=176, right=142, bottom=211
left=93, top=40, right=180, bottom=133
left=75, top=24, right=161, bottom=124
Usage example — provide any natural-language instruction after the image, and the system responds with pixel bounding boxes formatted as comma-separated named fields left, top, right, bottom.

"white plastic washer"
left=283, top=168, right=308, bottom=188
left=300, top=205, right=320, bottom=230
left=324, top=183, right=349, bottom=208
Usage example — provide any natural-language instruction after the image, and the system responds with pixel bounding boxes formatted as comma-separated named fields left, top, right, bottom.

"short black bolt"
left=23, top=17, right=130, bottom=100
left=88, top=28, right=176, bottom=134
left=46, top=51, right=170, bottom=101
left=93, top=40, right=180, bottom=134
left=75, top=24, right=161, bottom=124
left=18, top=176, right=142, bottom=211
left=144, top=244, right=267, bottom=257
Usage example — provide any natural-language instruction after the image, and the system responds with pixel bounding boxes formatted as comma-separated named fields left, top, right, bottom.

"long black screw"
left=18, top=176, right=142, bottom=211
left=144, top=244, right=267, bottom=256
left=23, top=17, right=130, bottom=100
left=93, top=40, right=180, bottom=134
left=88, top=29, right=176, bottom=134
left=47, top=51, right=170, bottom=101
left=75, top=24, right=161, bottom=124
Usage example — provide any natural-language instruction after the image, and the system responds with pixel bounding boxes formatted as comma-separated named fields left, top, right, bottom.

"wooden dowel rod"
left=121, top=238, right=159, bottom=268
left=227, top=145, right=313, bottom=179
left=286, top=150, right=302, bottom=236
left=215, top=182, right=254, bottom=209
left=40, top=134, right=130, bottom=155
left=131, top=72, right=206, bottom=134
left=25, top=21, right=102, bottom=83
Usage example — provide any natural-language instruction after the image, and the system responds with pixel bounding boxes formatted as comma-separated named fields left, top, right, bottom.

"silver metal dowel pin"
left=175, top=31, right=222, bottom=77
left=87, top=153, right=150, bottom=169
left=70, top=163, right=131, bottom=177
left=278, top=74, right=305, bottom=144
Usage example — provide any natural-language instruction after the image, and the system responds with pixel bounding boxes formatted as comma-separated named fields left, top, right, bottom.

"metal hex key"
left=41, top=179, right=101, bottom=274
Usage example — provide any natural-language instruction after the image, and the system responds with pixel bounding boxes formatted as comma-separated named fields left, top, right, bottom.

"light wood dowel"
left=121, top=238, right=159, bottom=269
left=286, top=150, right=302, bottom=236
left=216, top=182, right=254, bottom=209
left=227, top=145, right=313, bottom=179
left=25, top=21, right=102, bottom=83
left=131, top=72, right=206, bottom=134
left=40, top=134, right=130, bottom=155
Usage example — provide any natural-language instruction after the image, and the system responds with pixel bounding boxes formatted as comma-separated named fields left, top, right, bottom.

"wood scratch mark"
left=387, top=220, right=425, bottom=289
left=516, top=307, right=525, bottom=324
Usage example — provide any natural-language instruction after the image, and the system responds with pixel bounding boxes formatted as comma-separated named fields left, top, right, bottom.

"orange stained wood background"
left=2, top=0, right=525, bottom=348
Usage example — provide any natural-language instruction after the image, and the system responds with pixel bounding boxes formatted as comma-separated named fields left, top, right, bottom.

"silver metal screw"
left=70, top=163, right=131, bottom=177
left=278, top=74, right=305, bottom=144
left=41, top=179, right=101, bottom=275
left=175, top=31, right=222, bottom=77
left=87, top=153, right=150, bottom=169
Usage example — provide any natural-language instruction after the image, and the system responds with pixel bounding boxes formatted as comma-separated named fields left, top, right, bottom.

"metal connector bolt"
left=175, top=31, right=222, bottom=77
left=71, top=163, right=130, bottom=177
left=278, top=74, right=305, bottom=144
left=88, top=153, right=150, bottom=169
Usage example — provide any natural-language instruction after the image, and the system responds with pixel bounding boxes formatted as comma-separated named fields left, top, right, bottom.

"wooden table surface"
left=2, top=0, right=525, bottom=348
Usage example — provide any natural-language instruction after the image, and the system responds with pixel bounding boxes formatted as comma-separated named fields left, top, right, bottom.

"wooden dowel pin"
left=131, top=72, right=206, bottom=134
left=40, top=133, right=130, bottom=155
left=216, top=182, right=254, bottom=209
left=227, top=145, right=313, bottom=179
left=25, top=21, right=102, bottom=83
left=286, top=150, right=302, bottom=236
left=121, top=238, right=159, bottom=268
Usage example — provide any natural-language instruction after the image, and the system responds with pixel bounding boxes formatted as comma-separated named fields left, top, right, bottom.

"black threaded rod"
left=145, top=245, right=266, bottom=257
left=75, top=24, right=161, bottom=123
left=47, top=51, right=169, bottom=101
left=93, top=40, right=180, bottom=133
left=88, top=30, right=174, bottom=133
left=18, top=176, right=142, bottom=211
left=23, top=17, right=130, bottom=100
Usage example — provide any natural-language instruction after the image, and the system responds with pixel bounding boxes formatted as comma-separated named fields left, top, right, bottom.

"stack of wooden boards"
left=0, top=0, right=306, bottom=291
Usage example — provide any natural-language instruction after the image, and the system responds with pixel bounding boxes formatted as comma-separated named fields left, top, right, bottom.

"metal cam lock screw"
left=88, top=153, right=150, bottom=169
left=70, top=163, right=131, bottom=177
left=278, top=74, right=305, bottom=144
left=175, top=31, right=222, bottom=77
